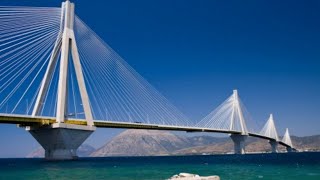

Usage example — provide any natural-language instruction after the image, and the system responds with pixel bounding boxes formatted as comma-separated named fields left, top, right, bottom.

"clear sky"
left=0, top=0, right=320, bottom=157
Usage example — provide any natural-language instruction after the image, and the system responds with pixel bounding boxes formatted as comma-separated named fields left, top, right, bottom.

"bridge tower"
left=282, top=128, right=294, bottom=152
left=260, top=114, right=279, bottom=153
left=28, top=0, right=96, bottom=160
left=229, top=90, right=248, bottom=154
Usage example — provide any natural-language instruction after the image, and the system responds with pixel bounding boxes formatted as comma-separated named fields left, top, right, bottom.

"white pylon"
left=282, top=128, right=293, bottom=147
left=229, top=90, right=248, bottom=135
left=32, top=0, right=94, bottom=126
left=260, top=114, right=279, bottom=141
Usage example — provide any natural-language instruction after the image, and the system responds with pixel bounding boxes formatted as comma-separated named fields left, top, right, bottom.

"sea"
left=0, top=152, right=319, bottom=180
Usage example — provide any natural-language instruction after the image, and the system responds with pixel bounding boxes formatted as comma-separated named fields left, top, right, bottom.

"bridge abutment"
left=269, top=140, right=278, bottom=153
left=27, top=123, right=95, bottom=160
left=230, top=134, right=247, bottom=154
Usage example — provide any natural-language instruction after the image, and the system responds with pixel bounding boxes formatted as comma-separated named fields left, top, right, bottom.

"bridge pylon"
left=230, top=134, right=247, bottom=154
left=260, top=114, right=279, bottom=153
left=27, top=0, right=96, bottom=160
left=282, top=128, right=294, bottom=152
left=229, top=90, right=248, bottom=134
left=229, top=90, right=248, bottom=154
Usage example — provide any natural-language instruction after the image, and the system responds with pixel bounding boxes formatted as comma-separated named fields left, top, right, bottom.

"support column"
left=27, top=123, right=95, bottom=160
left=269, top=140, right=278, bottom=153
left=286, top=147, right=293, bottom=153
left=56, top=1, right=73, bottom=124
left=230, top=134, right=247, bottom=154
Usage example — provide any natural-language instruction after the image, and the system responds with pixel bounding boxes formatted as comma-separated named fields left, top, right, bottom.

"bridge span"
left=0, top=0, right=295, bottom=160
left=0, top=113, right=295, bottom=150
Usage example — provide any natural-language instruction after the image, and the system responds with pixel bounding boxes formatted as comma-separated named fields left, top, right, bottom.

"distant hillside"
left=90, top=130, right=320, bottom=157
left=91, top=130, right=190, bottom=157
left=291, top=135, right=320, bottom=151
left=27, top=130, right=320, bottom=158
left=27, top=144, right=95, bottom=158
left=178, top=135, right=320, bottom=154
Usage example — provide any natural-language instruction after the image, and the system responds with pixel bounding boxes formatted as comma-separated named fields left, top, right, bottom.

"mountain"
left=173, top=137, right=275, bottom=155
left=187, top=136, right=229, bottom=146
left=173, top=136, right=320, bottom=155
left=291, top=135, right=320, bottom=151
left=90, top=130, right=320, bottom=157
left=91, top=129, right=190, bottom=157
left=27, top=144, right=95, bottom=158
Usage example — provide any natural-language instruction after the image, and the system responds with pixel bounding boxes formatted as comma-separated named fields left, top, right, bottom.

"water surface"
left=0, top=152, right=319, bottom=180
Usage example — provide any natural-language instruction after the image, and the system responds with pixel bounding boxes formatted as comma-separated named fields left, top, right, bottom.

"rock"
left=168, top=173, right=220, bottom=180
left=179, top=173, right=196, bottom=177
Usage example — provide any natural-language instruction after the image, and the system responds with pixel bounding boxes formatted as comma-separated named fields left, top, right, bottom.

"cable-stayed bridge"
left=0, top=0, right=294, bottom=160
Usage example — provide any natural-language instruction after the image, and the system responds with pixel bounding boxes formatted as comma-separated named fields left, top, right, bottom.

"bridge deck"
left=0, top=113, right=292, bottom=148
left=0, top=113, right=241, bottom=133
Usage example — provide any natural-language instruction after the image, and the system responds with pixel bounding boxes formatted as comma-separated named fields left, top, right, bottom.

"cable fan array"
left=282, top=128, right=293, bottom=147
left=196, top=90, right=263, bottom=134
left=0, top=6, right=192, bottom=126
left=0, top=6, right=61, bottom=114
left=259, top=114, right=279, bottom=140
left=72, top=16, right=191, bottom=126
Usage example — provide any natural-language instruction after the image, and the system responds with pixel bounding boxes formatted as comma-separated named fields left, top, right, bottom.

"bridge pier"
left=230, top=134, right=247, bottom=154
left=27, top=123, right=95, bottom=160
left=286, top=147, right=293, bottom=153
left=269, top=140, right=278, bottom=153
left=25, top=0, right=96, bottom=161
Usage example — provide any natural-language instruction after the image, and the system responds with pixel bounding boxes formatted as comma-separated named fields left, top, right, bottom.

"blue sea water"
left=0, top=152, right=319, bottom=180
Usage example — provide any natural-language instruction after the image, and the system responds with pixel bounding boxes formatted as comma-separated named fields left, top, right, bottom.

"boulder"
left=168, top=173, right=220, bottom=180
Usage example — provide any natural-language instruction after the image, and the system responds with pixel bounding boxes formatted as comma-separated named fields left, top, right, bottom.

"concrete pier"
left=269, top=140, right=278, bottom=153
left=27, top=0, right=96, bottom=161
left=230, top=134, right=247, bottom=154
left=286, top=147, right=293, bottom=153
left=27, top=123, right=95, bottom=160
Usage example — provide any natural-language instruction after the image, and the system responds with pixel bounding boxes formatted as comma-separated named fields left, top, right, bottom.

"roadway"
left=0, top=113, right=293, bottom=148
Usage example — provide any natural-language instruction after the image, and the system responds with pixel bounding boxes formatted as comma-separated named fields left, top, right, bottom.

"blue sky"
left=0, top=0, right=320, bottom=157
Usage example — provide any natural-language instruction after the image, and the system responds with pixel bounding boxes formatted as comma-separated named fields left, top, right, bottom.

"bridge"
left=0, top=0, right=294, bottom=160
